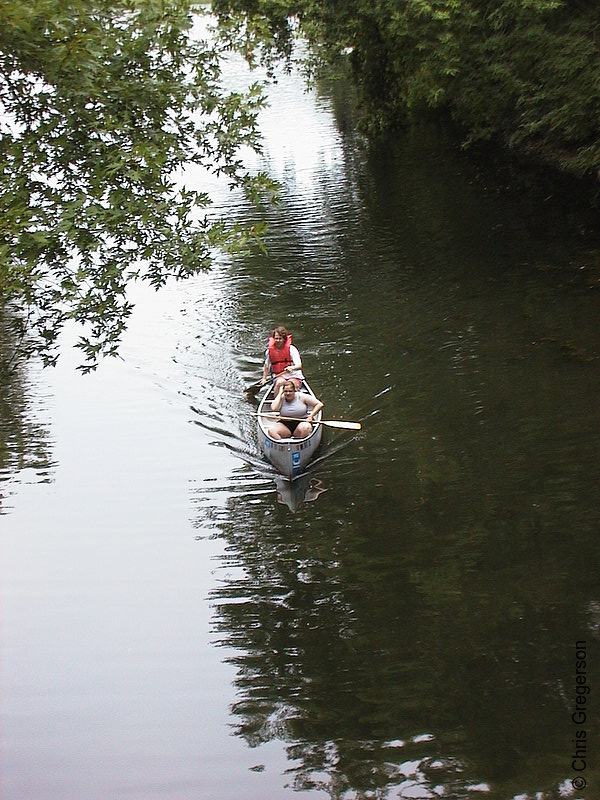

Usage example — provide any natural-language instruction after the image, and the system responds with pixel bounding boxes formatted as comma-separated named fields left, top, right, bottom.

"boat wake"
left=136, top=266, right=367, bottom=515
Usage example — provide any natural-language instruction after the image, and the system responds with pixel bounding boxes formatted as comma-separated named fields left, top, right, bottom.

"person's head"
left=282, top=379, right=297, bottom=398
left=272, top=325, right=289, bottom=346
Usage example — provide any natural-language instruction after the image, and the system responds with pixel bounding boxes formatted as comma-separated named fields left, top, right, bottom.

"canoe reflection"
left=274, top=473, right=328, bottom=512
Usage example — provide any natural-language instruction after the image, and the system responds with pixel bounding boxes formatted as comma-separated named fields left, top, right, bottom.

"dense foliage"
left=0, top=0, right=274, bottom=369
left=214, top=0, right=600, bottom=179
left=3, top=1, right=598, bottom=368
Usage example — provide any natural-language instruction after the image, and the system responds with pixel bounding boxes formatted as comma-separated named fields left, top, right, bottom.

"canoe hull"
left=257, top=381, right=322, bottom=479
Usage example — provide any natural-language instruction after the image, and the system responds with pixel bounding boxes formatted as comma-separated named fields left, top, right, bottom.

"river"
left=1, top=29, right=600, bottom=800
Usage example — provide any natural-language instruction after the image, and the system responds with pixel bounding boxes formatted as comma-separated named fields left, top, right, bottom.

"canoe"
left=257, top=379, right=323, bottom=479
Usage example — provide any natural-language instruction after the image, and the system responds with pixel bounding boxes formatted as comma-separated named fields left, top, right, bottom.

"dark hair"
left=273, top=325, right=289, bottom=338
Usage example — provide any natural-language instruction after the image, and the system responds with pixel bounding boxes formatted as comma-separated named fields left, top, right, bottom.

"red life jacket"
left=268, top=335, right=293, bottom=374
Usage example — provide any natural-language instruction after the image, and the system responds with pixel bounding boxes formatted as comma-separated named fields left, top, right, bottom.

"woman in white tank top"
left=268, top=380, right=324, bottom=440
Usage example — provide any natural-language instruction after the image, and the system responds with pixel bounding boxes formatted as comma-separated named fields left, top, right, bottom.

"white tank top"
left=281, top=394, right=309, bottom=418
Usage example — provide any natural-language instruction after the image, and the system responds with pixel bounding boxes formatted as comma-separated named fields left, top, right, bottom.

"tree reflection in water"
left=197, top=458, right=600, bottom=799
left=0, top=314, right=54, bottom=513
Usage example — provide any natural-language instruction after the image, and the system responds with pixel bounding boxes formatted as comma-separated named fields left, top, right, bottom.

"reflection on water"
left=274, top=474, right=328, bottom=512
left=193, top=467, right=327, bottom=517
left=0, top=317, right=55, bottom=515
left=201, top=457, right=599, bottom=798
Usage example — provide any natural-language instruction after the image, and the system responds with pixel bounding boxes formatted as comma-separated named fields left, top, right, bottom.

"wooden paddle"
left=255, top=412, right=362, bottom=431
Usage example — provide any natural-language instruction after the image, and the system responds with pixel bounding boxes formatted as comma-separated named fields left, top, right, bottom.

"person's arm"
left=304, top=394, right=324, bottom=423
left=261, top=352, right=270, bottom=384
left=282, top=345, right=302, bottom=375
left=271, top=385, right=285, bottom=412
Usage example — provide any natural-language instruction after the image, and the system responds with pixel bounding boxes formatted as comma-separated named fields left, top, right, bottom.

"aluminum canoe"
left=257, top=379, right=323, bottom=479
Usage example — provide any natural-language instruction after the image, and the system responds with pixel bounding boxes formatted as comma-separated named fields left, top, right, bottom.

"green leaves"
left=0, top=0, right=275, bottom=369
left=215, top=0, right=600, bottom=182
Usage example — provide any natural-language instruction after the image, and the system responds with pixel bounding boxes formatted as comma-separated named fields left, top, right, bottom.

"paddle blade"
left=320, top=420, right=362, bottom=430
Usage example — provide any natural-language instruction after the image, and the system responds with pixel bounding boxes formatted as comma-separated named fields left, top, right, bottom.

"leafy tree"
left=214, top=0, right=600, bottom=183
left=0, top=0, right=275, bottom=370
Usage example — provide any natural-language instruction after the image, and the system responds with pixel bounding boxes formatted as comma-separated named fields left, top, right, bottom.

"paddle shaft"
left=255, top=412, right=361, bottom=431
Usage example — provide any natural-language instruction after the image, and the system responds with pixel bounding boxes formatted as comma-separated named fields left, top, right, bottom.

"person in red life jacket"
left=261, top=325, right=304, bottom=391
left=268, top=379, right=323, bottom=440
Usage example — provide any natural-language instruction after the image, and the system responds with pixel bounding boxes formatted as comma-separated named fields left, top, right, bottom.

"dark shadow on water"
left=194, top=455, right=600, bottom=799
